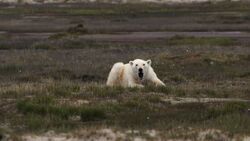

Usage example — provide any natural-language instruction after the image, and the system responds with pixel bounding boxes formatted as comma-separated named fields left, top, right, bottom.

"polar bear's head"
left=129, top=59, right=151, bottom=80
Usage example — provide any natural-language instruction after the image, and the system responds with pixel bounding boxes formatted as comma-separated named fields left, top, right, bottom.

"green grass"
left=66, top=9, right=116, bottom=16
left=84, top=85, right=172, bottom=98
left=80, top=107, right=106, bottom=122
left=0, top=34, right=12, bottom=41
left=0, top=129, right=4, bottom=140
left=1, top=1, right=250, bottom=16
left=0, top=5, right=173, bottom=16
left=13, top=89, right=250, bottom=133
left=31, top=42, right=57, bottom=49
left=0, top=1, right=250, bottom=139
left=0, top=34, right=242, bottom=50
left=0, top=81, right=249, bottom=140
left=166, top=36, right=236, bottom=46
left=17, top=96, right=106, bottom=121
left=1, top=79, right=249, bottom=99
left=0, top=64, right=23, bottom=75
left=48, top=33, right=69, bottom=40
left=85, top=85, right=125, bottom=97
left=48, top=83, right=80, bottom=97
left=15, top=95, right=107, bottom=131
left=48, top=24, right=88, bottom=41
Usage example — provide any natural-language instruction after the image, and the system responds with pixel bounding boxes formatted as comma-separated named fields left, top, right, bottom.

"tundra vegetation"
left=0, top=1, right=250, bottom=140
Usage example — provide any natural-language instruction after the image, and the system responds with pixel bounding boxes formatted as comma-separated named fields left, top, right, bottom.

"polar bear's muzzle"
left=138, top=73, right=144, bottom=79
left=138, top=68, right=144, bottom=79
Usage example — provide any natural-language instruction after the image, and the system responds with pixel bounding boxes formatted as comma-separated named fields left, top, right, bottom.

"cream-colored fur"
left=106, top=59, right=165, bottom=88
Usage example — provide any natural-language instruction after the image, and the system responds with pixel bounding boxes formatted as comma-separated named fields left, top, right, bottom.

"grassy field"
left=0, top=1, right=250, bottom=141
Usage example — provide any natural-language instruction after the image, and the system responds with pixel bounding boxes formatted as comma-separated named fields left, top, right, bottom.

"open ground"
left=0, top=1, right=250, bottom=141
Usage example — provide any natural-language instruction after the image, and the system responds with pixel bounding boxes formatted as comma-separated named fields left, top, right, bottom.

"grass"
left=14, top=91, right=250, bottom=134
left=1, top=2, right=250, bottom=16
left=14, top=81, right=250, bottom=99
left=0, top=5, right=161, bottom=16
left=85, top=85, right=126, bottom=97
left=0, top=34, right=12, bottom=41
left=48, top=24, right=88, bottom=40
left=17, top=95, right=107, bottom=123
left=84, top=84, right=172, bottom=98
left=0, top=64, right=22, bottom=75
left=0, top=78, right=248, bottom=140
left=31, top=42, right=57, bottom=49
left=166, top=36, right=236, bottom=46
left=0, top=1, right=250, bottom=140
left=80, top=107, right=106, bottom=122
left=154, top=53, right=250, bottom=82
left=47, top=83, right=80, bottom=97
left=0, top=34, right=238, bottom=50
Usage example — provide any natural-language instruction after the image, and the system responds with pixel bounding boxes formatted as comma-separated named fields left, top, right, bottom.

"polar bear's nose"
left=139, top=68, right=143, bottom=72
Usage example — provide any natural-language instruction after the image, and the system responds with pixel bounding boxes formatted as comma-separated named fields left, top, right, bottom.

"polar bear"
left=106, top=59, right=165, bottom=88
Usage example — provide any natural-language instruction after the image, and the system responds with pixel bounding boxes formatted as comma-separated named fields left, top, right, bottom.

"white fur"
left=107, top=59, right=165, bottom=88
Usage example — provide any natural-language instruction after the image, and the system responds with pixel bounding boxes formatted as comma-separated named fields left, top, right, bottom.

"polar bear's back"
left=106, top=62, right=125, bottom=86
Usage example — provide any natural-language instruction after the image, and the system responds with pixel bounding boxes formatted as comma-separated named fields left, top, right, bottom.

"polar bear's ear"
left=147, top=60, right=152, bottom=66
left=129, top=61, right=133, bottom=66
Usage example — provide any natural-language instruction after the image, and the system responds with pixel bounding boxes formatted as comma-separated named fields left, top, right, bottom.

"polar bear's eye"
left=135, top=64, right=138, bottom=66
left=143, top=64, right=145, bottom=66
